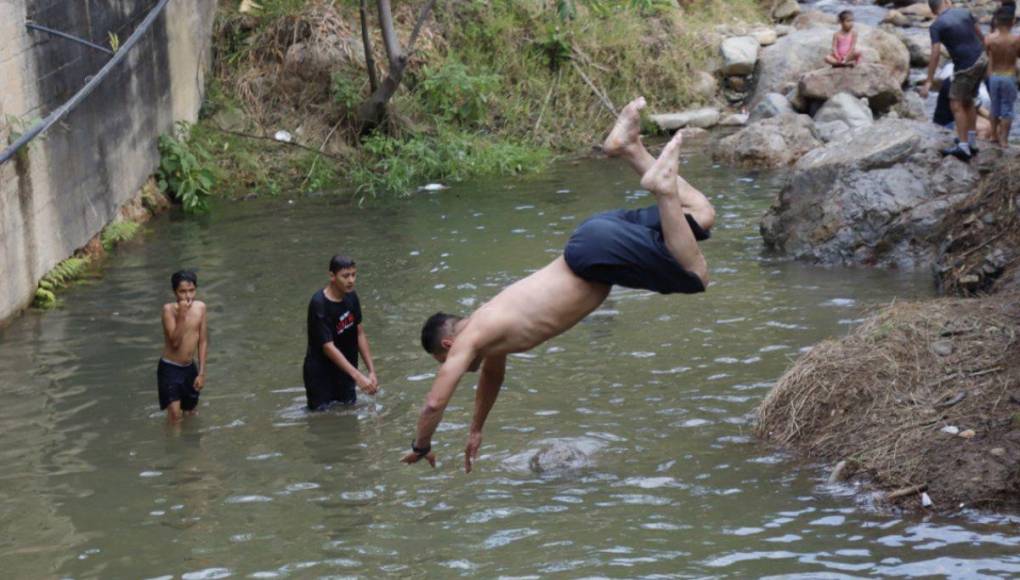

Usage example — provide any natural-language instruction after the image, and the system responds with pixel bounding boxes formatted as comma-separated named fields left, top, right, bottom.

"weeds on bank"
left=199, top=0, right=764, bottom=199
left=157, top=122, right=216, bottom=213
left=33, top=258, right=90, bottom=309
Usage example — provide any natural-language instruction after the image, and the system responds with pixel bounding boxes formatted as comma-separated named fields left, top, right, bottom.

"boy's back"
left=987, top=28, right=1020, bottom=75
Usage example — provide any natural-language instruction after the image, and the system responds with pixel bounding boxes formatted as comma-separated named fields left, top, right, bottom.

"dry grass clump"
left=934, top=151, right=1020, bottom=296
left=756, top=294, right=1020, bottom=511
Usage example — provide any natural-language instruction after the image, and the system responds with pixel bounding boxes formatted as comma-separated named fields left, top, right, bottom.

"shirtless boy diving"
left=158, top=270, right=208, bottom=423
left=402, top=97, right=716, bottom=472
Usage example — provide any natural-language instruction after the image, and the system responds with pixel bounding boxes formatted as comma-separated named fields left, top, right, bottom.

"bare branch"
left=405, top=0, right=438, bottom=57
left=359, top=0, right=379, bottom=92
left=375, top=0, right=401, bottom=69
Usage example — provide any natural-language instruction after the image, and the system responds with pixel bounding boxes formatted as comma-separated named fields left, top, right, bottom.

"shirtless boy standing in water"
left=159, top=270, right=208, bottom=423
left=986, top=8, right=1020, bottom=146
left=402, top=97, right=715, bottom=472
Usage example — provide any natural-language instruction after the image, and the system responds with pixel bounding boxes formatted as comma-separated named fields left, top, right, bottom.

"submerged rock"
left=760, top=119, right=978, bottom=267
left=713, top=113, right=821, bottom=168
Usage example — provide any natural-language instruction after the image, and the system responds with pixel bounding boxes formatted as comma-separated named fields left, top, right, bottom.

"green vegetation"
left=33, top=257, right=90, bottom=309
left=101, top=221, right=140, bottom=251
left=200, top=0, right=765, bottom=200
left=157, top=122, right=216, bottom=213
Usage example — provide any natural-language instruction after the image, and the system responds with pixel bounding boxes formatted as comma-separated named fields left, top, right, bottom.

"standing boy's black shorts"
left=563, top=205, right=709, bottom=295
left=157, top=359, right=200, bottom=411
left=302, top=358, right=356, bottom=411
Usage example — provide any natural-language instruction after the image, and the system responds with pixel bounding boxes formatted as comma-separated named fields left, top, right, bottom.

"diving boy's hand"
left=193, top=374, right=205, bottom=391
left=354, top=371, right=378, bottom=395
left=401, top=449, right=436, bottom=467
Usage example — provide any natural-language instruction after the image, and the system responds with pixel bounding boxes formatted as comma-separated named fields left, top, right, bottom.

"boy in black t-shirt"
left=303, top=255, right=378, bottom=410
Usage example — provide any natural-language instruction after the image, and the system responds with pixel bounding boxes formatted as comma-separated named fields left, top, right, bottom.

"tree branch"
left=406, top=0, right=438, bottom=56
left=375, top=0, right=401, bottom=69
left=359, top=0, right=379, bottom=93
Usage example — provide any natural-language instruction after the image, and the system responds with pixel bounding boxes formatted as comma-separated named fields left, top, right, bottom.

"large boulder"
left=713, top=113, right=821, bottom=168
left=760, top=119, right=979, bottom=267
left=814, top=92, right=874, bottom=129
left=720, top=36, right=760, bottom=76
left=772, top=0, right=800, bottom=21
left=650, top=107, right=721, bottom=130
left=750, top=92, right=795, bottom=122
left=752, top=22, right=910, bottom=107
left=798, top=63, right=904, bottom=112
left=894, top=27, right=933, bottom=67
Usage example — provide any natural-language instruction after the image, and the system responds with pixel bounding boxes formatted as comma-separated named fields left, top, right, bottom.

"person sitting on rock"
left=825, top=11, right=862, bottom=68
left=401, top=97, right=715, bottom=472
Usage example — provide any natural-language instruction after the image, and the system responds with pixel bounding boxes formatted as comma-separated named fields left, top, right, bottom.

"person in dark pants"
left=402, top=97, right=715, bottom=472
left=302, top=255, right=378, bottom=411
left=921, top=0, right=987, bottom=160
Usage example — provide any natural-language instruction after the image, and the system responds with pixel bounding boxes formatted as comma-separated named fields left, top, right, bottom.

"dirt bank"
left=757, top=292, right=1020, bottom=512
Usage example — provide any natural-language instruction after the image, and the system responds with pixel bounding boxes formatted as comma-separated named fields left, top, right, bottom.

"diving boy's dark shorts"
left=157, top=358, right=200, bottom=411
left=564, top=205, right=709, bottom=295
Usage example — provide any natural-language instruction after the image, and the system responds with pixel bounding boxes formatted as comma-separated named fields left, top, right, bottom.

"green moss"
left=33, top=288, right=57, bottom=309
left=101, top=221, right=140, bottom=251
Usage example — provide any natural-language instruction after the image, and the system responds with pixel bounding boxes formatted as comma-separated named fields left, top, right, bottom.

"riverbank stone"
left=649, top=107, right=721, bottom=131
left=798, top=63, right=904, bottom=113
left=814, top=92, right=874, bottom=130
left=713, top=113, right=820, bottom=168
left=760, top=119, right=978, bottom=267
left=720, top=36, right=760, bottom=76
left=752, top=23, right=910, bottom=109
left=750, top=92, right=795, bottom=122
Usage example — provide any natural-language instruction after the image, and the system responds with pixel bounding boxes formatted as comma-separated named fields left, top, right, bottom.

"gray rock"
left=798, top=63, right=904, bottom=113
left=650, top=108, right=721, bottom=130
left=753, top=28, right=778, bottom=47
left=750, top=92, right=795, bottom=122
left=720, top=112, right=750, bottom=126
left=894, top=27, right=933, bottom=67
left=692, top=71, right=720, bottom=101
left=752, top=24, right=910, bottom=108
left=713, top=113, right=821, bottom=168
left=894, top=90, right=927, bottom=120
left=772, top=0, right=800, bottom=21
left=814, top=120, right=851, bottom=143
left=760, top=119, right=979, bottom=267
left=720, top=36, right=760, bottom=76
left=814, top=92, right=874, bottom=129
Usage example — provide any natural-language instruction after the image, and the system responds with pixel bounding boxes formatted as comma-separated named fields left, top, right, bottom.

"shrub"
left=157, top=122, right=215, bottom=213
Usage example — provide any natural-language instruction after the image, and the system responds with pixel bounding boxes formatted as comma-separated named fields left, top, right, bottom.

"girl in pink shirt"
left=826, top=11, right=863, bottom=67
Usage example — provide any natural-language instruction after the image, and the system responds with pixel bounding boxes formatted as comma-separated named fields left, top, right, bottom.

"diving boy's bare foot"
left=603, top=96, right=646, bottom=157
left=640, top=131, right=682, bottom=196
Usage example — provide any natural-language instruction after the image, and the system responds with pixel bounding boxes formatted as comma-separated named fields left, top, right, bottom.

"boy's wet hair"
left=421, top=312, right=461, bottom=354
left=928, top=0, right=944, bottom=13
left=995, top=7, right=1015, bottom=26
left=171, top=270, right=198, bottom=290
left=838, top=10, right=853, bottom=22
left=329, top=255, right=356, bottom=273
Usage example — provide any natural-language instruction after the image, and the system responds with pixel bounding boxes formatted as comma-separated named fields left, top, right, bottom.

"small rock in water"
left=958, top=429, right=976, bottom=439
left=940, top=425, right=960, bottom=435
left=419, top=183, right=449, bottom=192
left=273, top=130, right=293, bottom=143
left=932, top=340, right=954, bottom=356
left=990, top=447, right=1006, bottom=457
left=921, top=492, right=933, bottom=508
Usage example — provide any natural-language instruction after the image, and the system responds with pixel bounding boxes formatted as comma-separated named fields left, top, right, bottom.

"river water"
left=2, top=147, right=1019, bottom=578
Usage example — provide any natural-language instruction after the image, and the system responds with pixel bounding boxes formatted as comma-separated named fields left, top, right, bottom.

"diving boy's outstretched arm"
left=465, top=354, right=506, bottom=473
left=402, top=341, right=479, bottom=467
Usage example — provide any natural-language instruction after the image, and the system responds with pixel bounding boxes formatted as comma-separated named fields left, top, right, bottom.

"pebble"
left=940, top=425, right=959, bottom=435
left=932, top=340, right=954, bottom=356
left=990, top=448, right=1006, bottom=457
left=959, top=429, right=976, bottom=439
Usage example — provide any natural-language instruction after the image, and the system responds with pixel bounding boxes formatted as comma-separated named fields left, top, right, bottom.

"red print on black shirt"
left=336, top=311, right=356, bottom=335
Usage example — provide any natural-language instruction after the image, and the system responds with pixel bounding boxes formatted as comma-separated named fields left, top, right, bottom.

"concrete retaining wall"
left=0, top=0, right=215, bottom=325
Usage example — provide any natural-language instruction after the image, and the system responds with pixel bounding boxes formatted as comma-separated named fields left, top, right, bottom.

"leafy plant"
left=34, top=257, right=90, bottom=308
left=416, top=61, right=499, bottom=125
left=331, top=72, right=362, bottom=113
left=108, top=31, right=120, bottom=52
left=101, top=221, right=140, bottom=251
left=157, top=122, right=215, bottom=214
